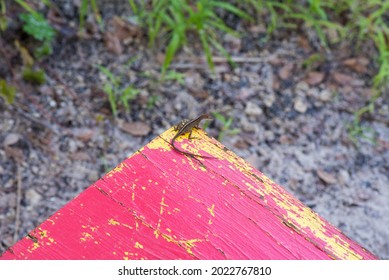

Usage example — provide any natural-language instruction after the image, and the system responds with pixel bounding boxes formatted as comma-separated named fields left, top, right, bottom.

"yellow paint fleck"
left=80, top=232, right=93, bottom=243
left=188, top=159, right=199, bottom=170
left=272, top=195, right=363, bottom=259
left=134, top=242, right=144, bottom=249
left=222, top=151, right=255, bottom=174
left=199, top=165, right=207, bottom=172
left=159, top=195, right=169, bottom=215
left=122, top=223, right=133, bottom=229
left=122, top=251, right=138, bottom=260
left=145, top=133, right=170, bottom=152
left=106, top=162, right=125, bottom=177
left=208, top=204, right=215, bottom=217
left=32, top=242, right=40, bottom=251
left=245, top=181, right=265, bottom=196
left=159, top=230, right=202, bottom=257
left=108, top=219, right=120, bottom=226
left=188, top=195, right=201, bottom=203
left=27, top=241, right=40, bottom=253
left=182, top=238, right=202, bottom=255
left=154, top=219, right=162, bottom=239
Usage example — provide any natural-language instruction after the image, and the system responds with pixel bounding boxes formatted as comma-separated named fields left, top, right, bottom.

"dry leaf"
left=69, top=151, right=91, bottom=161
left=248, top=24, right=266, bottom=34
left=333, top=72, right=365, bottom=87
left=305, top=71, right=325, bottom=86
left=5, top=146, right=24, bottom=163
left=104, top=17, right=143, bottom=54
left=188, top=87, right=209, bottom=99
left=73, top=128, right=94, bottom=142
left=233, top=139, right=249, bottom=149
left=332, top=72, right=354, bottom=86
left=278, top=63, right=294, bottom=80
left=272, top=76, right=280, bottom=90
left=317, top=169, right=337, bottom=184
left=104, top=32, right=123, bottom=55
left=3, top=133, right=21, bottom=147
left=110, top=17, right=142, bottom=42
left=343, top=57, right=369, bottom=74
left=298, top=35, right=310, bottom=50
left=120, top=121, right=151, bottom=136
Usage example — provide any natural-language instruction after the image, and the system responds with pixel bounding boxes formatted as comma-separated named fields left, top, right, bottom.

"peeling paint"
left=106, top=162, right=128, bottom=177
left=108, top=219, right=120, bottom=226
left=208, top=204, right=215, bottom=217
left=0, top=128, right=377, bottom=260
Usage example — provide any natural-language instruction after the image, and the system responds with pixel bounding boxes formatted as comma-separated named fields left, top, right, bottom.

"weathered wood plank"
left=0, top=128, right=377, bottom=259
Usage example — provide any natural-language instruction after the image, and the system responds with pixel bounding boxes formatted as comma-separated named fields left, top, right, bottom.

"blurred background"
left=0, top=0, right=388, bottom=258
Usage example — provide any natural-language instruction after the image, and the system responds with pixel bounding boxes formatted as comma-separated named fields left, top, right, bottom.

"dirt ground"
left=0, top=1, right=388, bottom=259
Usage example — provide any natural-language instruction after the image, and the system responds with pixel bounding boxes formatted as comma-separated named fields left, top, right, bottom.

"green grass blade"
left=210, top=37, right=236, bottom=68
left=199, top=30, right=214, bottom=72
left=162, top=32, right=181, bottom=75
left=79, top=0, right=88, bottom=29
left=97, top=65, right=117, bottom=85
left=210, top=1, right=251, bottom=20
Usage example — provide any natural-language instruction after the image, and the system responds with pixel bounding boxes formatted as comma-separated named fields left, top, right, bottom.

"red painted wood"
left=0, top=129, right=377, bottom=260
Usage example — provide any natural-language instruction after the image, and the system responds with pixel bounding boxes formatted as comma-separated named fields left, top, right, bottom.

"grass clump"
left=79, top=0, right=102, bottom=30
left=97, top=63, right=141, bottom=117
left=0, top=80, right=16, bottom=104
left=129, top=0, right=251, bottom=75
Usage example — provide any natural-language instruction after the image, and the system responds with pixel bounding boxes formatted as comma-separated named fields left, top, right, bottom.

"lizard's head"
left=201, top=113, right=213, bottom=120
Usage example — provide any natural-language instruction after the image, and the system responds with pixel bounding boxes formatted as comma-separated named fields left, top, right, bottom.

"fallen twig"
left=171, top=56, right=267, bottom=69
left=13, top=106, right=59, bottom=135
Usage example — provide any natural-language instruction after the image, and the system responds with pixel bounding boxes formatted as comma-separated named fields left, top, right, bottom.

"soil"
left=0, top=1, right=388, bottom=259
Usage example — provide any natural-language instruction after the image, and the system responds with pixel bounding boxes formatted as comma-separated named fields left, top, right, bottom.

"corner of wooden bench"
left=0, top=128, right=378, bottom=260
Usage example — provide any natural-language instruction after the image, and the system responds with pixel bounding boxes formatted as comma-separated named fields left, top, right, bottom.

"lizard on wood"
left=171, top=113, right=214, bottom=158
